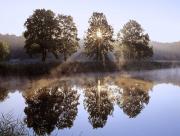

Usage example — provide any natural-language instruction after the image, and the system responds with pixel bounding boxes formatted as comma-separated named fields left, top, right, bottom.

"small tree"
left=56, top=15, right=79, bottom=61
left=0, top=41, right=10, bottom=61
left=84, top=12, right=114, bottom=65
left=118, top=20, right=153, bottom=59
left=24, top=9, right=59, bottom=61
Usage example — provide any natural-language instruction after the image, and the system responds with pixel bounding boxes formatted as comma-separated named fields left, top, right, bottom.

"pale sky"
left=0, top=0, right=180, bottom=42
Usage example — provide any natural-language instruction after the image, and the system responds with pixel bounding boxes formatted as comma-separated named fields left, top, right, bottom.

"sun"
left=96, top=29, right=102, bottom=39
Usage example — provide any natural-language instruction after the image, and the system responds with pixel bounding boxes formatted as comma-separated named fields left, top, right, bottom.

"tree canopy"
left=56, top=15, right=79, bottom=61
left=84, top=12, right=114, bottom=64
left=117, top=86, right=150, bottom=118
left=24, top=82, right=79, bottom=135
left=24, top=10, right=153, bottom=62
left=84, top=78, right=114, bottom=128
left=24, top=9, right=58, bottom=61
left=24, top=9, right=79, bottom=61
left=118, top=20, right=153, bottom=59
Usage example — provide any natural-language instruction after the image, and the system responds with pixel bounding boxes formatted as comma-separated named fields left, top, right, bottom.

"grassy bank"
left=0, top=60, right=180, bottom=76
left=0, top=61, right=61, bottom=76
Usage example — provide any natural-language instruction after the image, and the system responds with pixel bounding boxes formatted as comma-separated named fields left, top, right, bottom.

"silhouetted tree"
left=84, top=12, right=114, bottom=65
left=84, top=79, right=114, bottom=128
left=0, top=41, right=10, bottom=61
left=24, top=9, right=59, bottom=61
left=118, top=20, right=153, bottom=59
left=56, top=15, right=79, bottom=61
left=117, top=86, right=150, bottom=118
left=24, top=87, right=63, bottom=135
left=56, top=82, right=79, bottom=129
left=24, top=82, right=79, bottom=135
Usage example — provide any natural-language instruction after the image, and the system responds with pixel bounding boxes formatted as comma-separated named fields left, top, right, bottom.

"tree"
left=24, top=81, right=79, bottom=135
left=0, top=41, right=10, bottom=61
left=117, top=85, right=150, bottom=118
left=24, top=9, right=59, bottom=61
left=118, top=20, right=153, bottom=59
left=84, top=12, right=114, bottom=65
left=56, top=15, right=79, bottom=61
left=24, top=87, right=62, bottom=135
left=83, top=78, right=114, bottom=128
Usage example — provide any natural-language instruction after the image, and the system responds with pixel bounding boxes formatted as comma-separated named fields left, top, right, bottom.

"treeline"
left=152, top=41, right=180, bottom=60
left=0, top=34, right=26, bottom=59
left=0, top=9, right=153, bottom=63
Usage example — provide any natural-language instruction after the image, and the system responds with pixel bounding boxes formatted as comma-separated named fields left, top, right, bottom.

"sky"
left=0, top=0, right=180, bottom=42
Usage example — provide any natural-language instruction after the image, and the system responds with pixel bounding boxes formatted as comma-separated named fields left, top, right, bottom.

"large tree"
left=0, top=41, right=10, bottom=61
left=56, top=15, right=79, bottom=61
left=24, top=82, right=79, bottom=135
left=118, top=20, right=153, bottom=59
left=84, top=12, right=114, bottom=65
left=24, top=9, right=59, bottom=61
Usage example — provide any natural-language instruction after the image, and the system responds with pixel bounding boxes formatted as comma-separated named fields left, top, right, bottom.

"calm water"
left=0, top=68, right=180, bottom=136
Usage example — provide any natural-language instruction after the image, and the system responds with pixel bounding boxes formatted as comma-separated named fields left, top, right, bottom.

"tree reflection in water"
left=84, top=78, right=114, bottom=128
left=0, top=87, right=9, bottom=102
left=117, top=84, right=151, bottom=118
left=24, top=81, right=79, bottom=135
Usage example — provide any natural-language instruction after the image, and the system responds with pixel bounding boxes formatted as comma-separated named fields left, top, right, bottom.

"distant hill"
left=151, top=41, right=180, bottom=60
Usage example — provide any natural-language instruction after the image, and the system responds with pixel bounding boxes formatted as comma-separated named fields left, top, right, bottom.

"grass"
left=114, top=76, right=154, bottom=93
left=0, top=113, right=30, bottom=136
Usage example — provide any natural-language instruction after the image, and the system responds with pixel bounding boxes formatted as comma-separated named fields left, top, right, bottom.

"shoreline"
left=0, top=60, right=180, bottom=77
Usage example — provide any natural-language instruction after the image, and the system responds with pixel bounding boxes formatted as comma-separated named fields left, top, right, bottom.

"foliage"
left=84, top=79, right=114, bottom=128
left=0, top=41, right=10, bottom=61
left=24, top=82, right=79, bottom=135
left=24, top=9, right=59, bottom=61
left=117, top=85, right=150, bottom=118
left=24, top=9, right=79, bottom=62
left=84, top=12, right=114, bottom=63
left=117, top=20, right=153, bottom=59
left=56, top=15, right=79, bottom=61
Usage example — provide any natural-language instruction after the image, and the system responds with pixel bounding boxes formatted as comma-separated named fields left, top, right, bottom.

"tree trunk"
left=42, top=49, right=46, bottom=62
left=64, top=53, right=67, bottom=61
left=102, top=51, right=105, bottom=67
left=97, top=79, right=101, bottom=112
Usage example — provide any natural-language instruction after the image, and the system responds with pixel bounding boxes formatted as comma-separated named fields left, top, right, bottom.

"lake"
left=0, top=68, right=180, bottom=136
